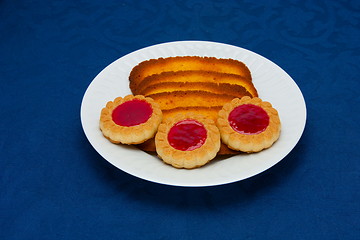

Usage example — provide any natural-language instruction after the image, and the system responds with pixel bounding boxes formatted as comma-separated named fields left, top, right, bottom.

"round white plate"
left=80, top=41, right=306, bottom=187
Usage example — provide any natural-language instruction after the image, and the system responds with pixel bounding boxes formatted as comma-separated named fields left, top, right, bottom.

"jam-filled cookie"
left=155, top=114, right=220, bottom=169
left=100, top=95, right=162, bottom=144
left=217, top=96, right=281, bottom=153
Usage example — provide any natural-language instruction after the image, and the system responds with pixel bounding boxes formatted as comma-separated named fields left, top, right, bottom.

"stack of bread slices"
left=129, top=56, right=258, bottom=155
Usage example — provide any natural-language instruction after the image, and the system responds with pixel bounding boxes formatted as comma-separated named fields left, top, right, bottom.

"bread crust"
left=155, top=113, right=221, bottom=169
left=99, top=95, right=162, bottom=144
left=217, top=96, right=281, bottom=153
left=141, top=81, right=253, bottom=98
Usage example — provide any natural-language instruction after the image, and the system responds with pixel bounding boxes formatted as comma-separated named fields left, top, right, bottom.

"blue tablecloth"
left=1, top=0, right=359, bottom=239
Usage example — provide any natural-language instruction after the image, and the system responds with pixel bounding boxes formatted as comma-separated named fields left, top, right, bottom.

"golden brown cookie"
left=100, top=95, right=162, bottom=144
left=155, top=113, right=221, bottom=169
left=217, top=96, right=281, bottom=153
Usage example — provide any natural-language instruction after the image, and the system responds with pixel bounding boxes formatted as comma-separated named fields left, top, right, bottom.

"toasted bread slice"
left=137, top=70, right=258, bottom=97
left=162, top=106, right=222, bottom=121
left=146, top=90, right=236, bottom=110
left=141, top=81, right=254, bottom=98
left=129, top=56, right=252, bottom=93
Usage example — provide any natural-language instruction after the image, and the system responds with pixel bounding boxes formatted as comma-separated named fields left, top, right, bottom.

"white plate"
left=80, top=41, right=306, bottom=187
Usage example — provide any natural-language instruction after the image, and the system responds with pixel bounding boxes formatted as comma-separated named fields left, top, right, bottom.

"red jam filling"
left=228, top=104, right=269, bottom=135
left=168, top=119, right=207, bottom=151
left=112, top=99, right=153, bottom=127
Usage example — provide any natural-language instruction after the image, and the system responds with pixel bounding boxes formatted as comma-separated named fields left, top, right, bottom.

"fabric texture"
left=0, top=0, right=359, bottom=239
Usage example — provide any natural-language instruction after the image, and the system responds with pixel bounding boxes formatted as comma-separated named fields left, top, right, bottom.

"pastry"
left=129, top=56, right=252, bottom=94
left=217, top=96, right=281, bottom=152
left=155, top=113, right=221, bottom=169
left=128, top=56, right=259, bottom=156
left=100, top=95, right=162, bottom=144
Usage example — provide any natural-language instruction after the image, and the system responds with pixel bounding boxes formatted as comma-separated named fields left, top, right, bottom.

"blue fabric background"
left=1, top=0, right=359, bottom=239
